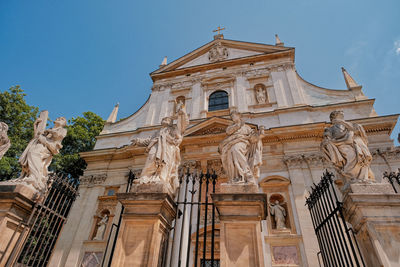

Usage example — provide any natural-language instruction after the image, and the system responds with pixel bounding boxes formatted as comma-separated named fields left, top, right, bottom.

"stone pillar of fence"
left=342, top=182, right=400, bottom=267
left=111, top=184, right=176, bottom=267
left=0, top=184, right=36, bottom=266
left=212, top=185, right=267, bottom=267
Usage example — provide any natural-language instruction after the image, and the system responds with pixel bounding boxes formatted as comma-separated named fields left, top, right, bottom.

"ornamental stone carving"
left=80, top=174, right=108, bottom=186
left=1, top=111, right=67, bottom=194
left=321, top=111, right=374, bottom=183
left=130, top=105, right=189, bottom=191
left=208, top=42, right=229, bottom=63
left=254, top=84, right=267, bottom=104
left=0, top=122, right=11, bottom=160
left=207, top=159, right=226, bottom=178
left=179, top=160, right=201, bottom=174
left=219, top=109, right=264, bottom=184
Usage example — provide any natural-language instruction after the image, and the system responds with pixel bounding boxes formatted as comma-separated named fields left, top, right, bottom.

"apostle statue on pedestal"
left=219, top=109, right=264, bottom=185
left=16, top=111, right=67, bottom=192
left=321, top=110, right=374, bottom=183
left=130, top=104, right=189, bottom=191
left=0, top=122, right=11, bottom=160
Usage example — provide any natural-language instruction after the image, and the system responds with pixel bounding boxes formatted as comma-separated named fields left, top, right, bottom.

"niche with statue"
left=269, top=194, right=291, bottom=232
left=91, top=209, right=110, bottom=241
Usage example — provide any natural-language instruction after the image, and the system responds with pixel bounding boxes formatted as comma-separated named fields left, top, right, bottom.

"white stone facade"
left=49, top=36, right=400, bottom=267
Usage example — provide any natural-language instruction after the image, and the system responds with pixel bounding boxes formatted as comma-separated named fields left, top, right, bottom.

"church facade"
left=48, top=34, right=400, bottom=267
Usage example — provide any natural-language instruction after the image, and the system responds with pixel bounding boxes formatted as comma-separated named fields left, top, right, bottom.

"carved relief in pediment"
left=208, top=42, right=229, bottom=63
left=188, top=124, right=227, bottom=136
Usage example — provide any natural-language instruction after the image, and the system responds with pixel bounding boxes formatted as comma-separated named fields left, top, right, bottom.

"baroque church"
left=43, top=33, right=400, bottom=267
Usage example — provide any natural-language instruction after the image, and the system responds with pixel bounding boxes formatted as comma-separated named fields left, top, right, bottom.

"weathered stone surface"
left=0, top=184, right=35, bottom=266
left=129, top=182, right=174, bottom=195
left=213, top=193, right=267, bottom=267
left=342, top=185, right=400, bottom=267
left=219, top=183, right=259, bottom=193
left=111, top=192, right=176, bottom=267
left=348, top=182, right=394, bottom=194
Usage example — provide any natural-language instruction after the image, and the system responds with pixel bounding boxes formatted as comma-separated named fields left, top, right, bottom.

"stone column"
left=212, top=187, right=267, bottom=267
left=0, top=184, right=36, bottom=266
left=342, top=183, right=400, bottom=267
left=111, top=184, right=176, bottom=267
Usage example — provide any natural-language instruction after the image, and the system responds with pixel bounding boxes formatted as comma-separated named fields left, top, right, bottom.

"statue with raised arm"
left=270, top=200, right=287, bottom=229
left=130, top=104, right=189, bottom=191
left=16, top=111, right=67, bottom=192
left=219, top=109, right=264, bottom=184
left=321, top=111, right=374, bottom=184
left=0, top=122, right=11, bottom=160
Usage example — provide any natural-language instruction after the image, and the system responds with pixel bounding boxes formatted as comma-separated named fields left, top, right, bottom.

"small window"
left=107, top=189, right=115, bottom=196
left=208, top=91, right=228, bottom=111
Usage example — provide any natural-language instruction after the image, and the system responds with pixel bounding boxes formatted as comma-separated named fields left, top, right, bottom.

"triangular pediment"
left=151, top=38, right=293, bottom=76
left=184, top=116, right=258, bottom=137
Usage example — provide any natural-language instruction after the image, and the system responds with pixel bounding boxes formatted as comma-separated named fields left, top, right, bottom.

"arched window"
left=208, top=90, right=229, bottom=111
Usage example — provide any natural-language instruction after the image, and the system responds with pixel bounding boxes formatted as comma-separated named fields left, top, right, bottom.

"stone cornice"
left=81, top=114, right=398, bottom=163
left=151, top=50, right=294, bottom=82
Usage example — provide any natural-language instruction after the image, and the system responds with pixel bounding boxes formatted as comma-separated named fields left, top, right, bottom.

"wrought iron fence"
left=166, top=170, right=219, bottom=267
left=103, top=170, right=220, bottom=267
left=6, top=173, right=79, bottom=267
left=383, top=169, right=400, bottom=193
left=305, top=171, right=365, bottom=267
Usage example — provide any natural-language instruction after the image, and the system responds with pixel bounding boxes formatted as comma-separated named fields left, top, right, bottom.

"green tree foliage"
left=50, top=112, right=104, bottom=178
left=0, top=86, right=38, bottom=180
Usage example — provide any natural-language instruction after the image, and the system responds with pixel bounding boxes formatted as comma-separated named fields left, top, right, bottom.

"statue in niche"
left=321, top=111, right=374, bottom=183
left=174, top=97, right=185, bottom=116
left=130, top=104, right=189, bottom=191
left=219, top=109, right=264, bottom=184
left=270, top=200, right=287, bottom=229
left=255, top=84, right=267, bottom=104
left=5, top=111, right=67, bottom=193
left=93, top=214, right=108, bottom=240
left=0, top=122, right=11, bottom=160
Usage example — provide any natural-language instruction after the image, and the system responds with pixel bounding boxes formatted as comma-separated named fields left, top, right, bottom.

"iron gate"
left=306, top=171, right=365, bottom=267
left=6, top=173, right=79, bottom=267
left=166, top=170, right=219, bottom=267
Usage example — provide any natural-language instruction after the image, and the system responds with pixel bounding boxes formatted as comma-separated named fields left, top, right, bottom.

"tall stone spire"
left=341, top=67, right=360, bottom=89
left=106, top=103, right=119, bottom=123
left=275, top=34, right=284, bottom=46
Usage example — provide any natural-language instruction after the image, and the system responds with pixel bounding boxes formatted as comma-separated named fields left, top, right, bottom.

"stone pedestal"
left=0, top=184, right=35, bottom=266
left=342, top=182, right=400, bottom=267
left=212, top=191, right=267, bottom=267
left=111, top=184, right=176, bottom=267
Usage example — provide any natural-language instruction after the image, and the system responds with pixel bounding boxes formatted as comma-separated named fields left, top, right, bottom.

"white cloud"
left=394, top=40, right=400, bottom=55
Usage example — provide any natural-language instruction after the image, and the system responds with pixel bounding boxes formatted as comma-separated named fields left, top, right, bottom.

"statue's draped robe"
left=270, top=204, right=286, bottom=229
left=137, top=111, right=188, bottom=190
left=321, top=121, right=374, bottom=180
left=219, top=123, right=263, bottom=183
left=19, top=126, right=67, bottom=190
left=0, top=134, right=10, bottom=160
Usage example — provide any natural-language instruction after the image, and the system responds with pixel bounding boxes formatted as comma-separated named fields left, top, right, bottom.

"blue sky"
left=0, top=0, right=399, bottom=142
